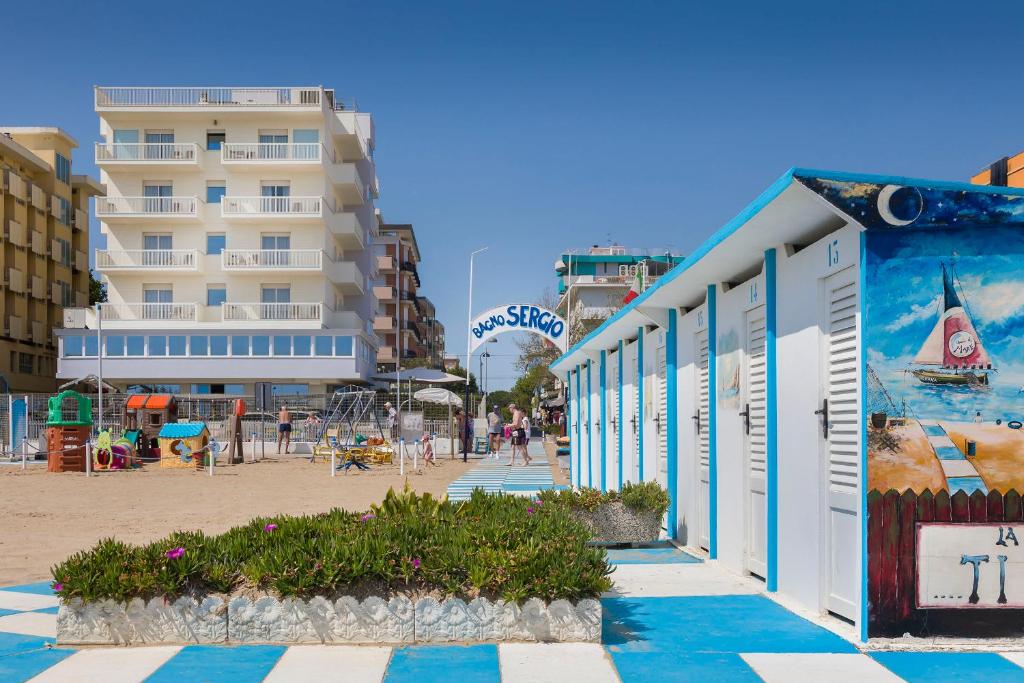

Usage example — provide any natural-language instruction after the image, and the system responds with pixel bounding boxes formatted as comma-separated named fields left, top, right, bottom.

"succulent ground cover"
left=51, top=487, right=612, bottom=604
left=537, top=480, right=670, bottom=516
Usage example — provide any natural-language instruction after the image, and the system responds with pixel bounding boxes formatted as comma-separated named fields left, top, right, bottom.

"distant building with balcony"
left=56, top=86, right=379, bottom=395
left=971, top=151, right=1024, bottom=188
left=554, top=244, right=684, bottom=324
left=0, top=128, right=102, bottom=392
left=373, top=222, right=445, bottom=373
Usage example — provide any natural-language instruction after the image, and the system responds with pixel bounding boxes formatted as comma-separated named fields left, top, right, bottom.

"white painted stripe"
left=499, top=643, right=618, bottom=683
left=264, top=645, right=392, bottom=682
left=0, top=611, right=57, bottom=637
left=939, top=460, right=981, bottom=477
left=927, top=435, right=957, bottom=449
left=1002, top=652, right=1024, bottom=668
left=741, top=653, right=902, bottom=682
left=29, top=646, right=182, bottom=683
left=919, top=419, right=939, bottom=427
left=605, top=564, right=759, bottom=598
left=0, top=591, right=58, bottom=611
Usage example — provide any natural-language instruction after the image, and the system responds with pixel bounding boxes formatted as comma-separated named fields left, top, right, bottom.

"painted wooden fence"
left=868, top=488, right=1024, bottom=637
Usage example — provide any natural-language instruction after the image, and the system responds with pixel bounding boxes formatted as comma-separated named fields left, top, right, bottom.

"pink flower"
left=534, top=499, right=543, bottom=507
left=52, top=582, right=63, bottom=592
left=412, top=558, right=421, bottom=570
left=361, top=513, right=375, bottom=522
left=527, top=507, right=535, bottom=515
left=264, top=523, right=278, bottom=533
left=165, top=547, right=185, bottom=560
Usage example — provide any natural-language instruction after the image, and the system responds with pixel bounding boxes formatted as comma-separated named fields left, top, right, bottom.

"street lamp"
left=463, top=246, right=488, bottom=461
left=479, top=338, right=497, bottom=412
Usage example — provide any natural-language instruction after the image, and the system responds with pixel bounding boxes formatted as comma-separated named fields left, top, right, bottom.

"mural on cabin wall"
left=803, top=177, right=1024, bottom=637
left=717, top=328, right=741, bottom=409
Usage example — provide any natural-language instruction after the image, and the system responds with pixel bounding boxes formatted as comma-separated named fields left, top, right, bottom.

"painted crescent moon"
left=877, top=184, right=923, bottom=226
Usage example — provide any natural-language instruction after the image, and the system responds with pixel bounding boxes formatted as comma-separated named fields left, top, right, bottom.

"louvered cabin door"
left=696, top=329, right=710, bottom=550
left=632, top=348, right=641, bottom=481
left=655, top=343, right=668, bottom=488
left=822, top=268, right=859, bottom=620
left=609, top=353, right=619, bottom=489
left=744, top=306, right=768, bottom=578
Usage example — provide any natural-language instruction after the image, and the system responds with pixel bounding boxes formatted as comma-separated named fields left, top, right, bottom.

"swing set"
left=311, top=387, right=394, bottom=470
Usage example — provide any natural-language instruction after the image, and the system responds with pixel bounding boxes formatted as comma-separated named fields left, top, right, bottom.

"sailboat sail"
left=912, top=265, right=992, bottom=370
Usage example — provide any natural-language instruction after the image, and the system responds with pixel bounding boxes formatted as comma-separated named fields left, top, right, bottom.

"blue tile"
left=602, top=596, right=857, bottom=654
left=922, top=424, right=946, bottom=436
left=0, top=632, right=58, bottom=658
left=609, top=652, right=760, bottom=682
left=0, top=608, right=21, bottom=617
left=607, top=543, right=702, bottom=565
left=31, top=606, right=60, bottom=615
left=144, top=645, right=286, bottom=683
left=947, top=476, right=988, bottom=494
left=870, top=652, right=1024, bottom=682
left=385, top=644, right=500, bottom=683
left=0, top=582, right=56, bottom=595
left=934, top=446, right=965, bottom=460
left=0, top=647, right=75, bottom=682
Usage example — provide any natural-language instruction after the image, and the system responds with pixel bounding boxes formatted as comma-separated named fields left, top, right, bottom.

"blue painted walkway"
left=445, top=447, right=564, bottom=501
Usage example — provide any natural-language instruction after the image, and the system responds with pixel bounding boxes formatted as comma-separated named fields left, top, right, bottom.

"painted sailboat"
left=911, top=264, right=993, bottom=386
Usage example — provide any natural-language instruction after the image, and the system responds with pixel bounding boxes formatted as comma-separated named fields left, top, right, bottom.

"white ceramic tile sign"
left=917, top=523, right=1024, bottom=608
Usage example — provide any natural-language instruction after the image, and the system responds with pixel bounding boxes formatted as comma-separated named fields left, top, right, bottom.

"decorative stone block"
left=414, top=597, right=601, bottom=643
left=57, top=595, right=227, bottom=645
left=576, top=502, right=662, bottom=544
left=227, top=595, right=414, bottom=644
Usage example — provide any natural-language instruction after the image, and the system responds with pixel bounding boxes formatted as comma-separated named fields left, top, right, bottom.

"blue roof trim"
left=158, top=422, right=208, bottom=438
left=552, top=166, right=1024, bottom=368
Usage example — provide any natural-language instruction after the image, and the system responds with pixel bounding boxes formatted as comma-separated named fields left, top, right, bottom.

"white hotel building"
left=56, top=86, right=380, bottom=395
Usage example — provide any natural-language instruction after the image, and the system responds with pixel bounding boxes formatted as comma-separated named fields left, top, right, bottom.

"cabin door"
left=608, top=352, right=619, bottom=489
left=695, top=329, right=711, bottom=550
left=632, top=346, right=641, bottom=482
left=821, top=267, right=860, bottom=621
left=655, top=342, right=668, bottom=489
left=744, top=305, right=768, bottom=578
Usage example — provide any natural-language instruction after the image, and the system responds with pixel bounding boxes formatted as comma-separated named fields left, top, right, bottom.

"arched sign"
left=469, top=304, right=568, bottom=354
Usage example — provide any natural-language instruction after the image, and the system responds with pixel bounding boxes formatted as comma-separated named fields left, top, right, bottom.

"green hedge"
left=51, top=487, right=612, bottom=604
left=537, top=481, right=670, bottom=516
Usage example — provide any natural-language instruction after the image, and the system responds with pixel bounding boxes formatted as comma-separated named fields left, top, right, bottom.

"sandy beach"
left=0, top=455, right=476, bottom=585
left=941, top=421, right=1024, bottom=493
left=868, top=422, right=947, bottom=492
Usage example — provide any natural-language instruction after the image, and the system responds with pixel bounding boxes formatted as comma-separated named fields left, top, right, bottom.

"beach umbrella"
left=413, top=388, right=463, bottom=458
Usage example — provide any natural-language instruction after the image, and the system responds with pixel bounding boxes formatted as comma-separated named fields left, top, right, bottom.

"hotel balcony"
left=94, top=86, right=352, bottom=111
left=221, top=302, right=324, bottom=326
left=220, top=196, right=322, bottom=221
left=373, top=285, right=396, bottom=301
left=377, top=345, right=396, bottom=362
left=374, top=315, right=395, bottom=332
left=329, top=207, right=371, bottom=249
left=99, top=302, right=198, bottom=323
left=220, top=142, right=323, bottom=169
left=220, top=250, right=363, bottom=293
left=95, top=142, right=200, bottom=169
left=376, top=255, right=395, bottom=271
left=328, top=162, right=367, bottom=204
left=96, top=196, right=199, bottom=221
left=96, top=249, right=200, bottom=272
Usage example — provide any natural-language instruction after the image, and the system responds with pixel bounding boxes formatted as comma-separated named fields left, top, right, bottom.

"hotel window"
left=106, top=335, right=125, bottom=356
left=261, top=234, right=290, bottom=267
left=143, top=234, right=172, bottom=267
left=206, top=233, right=226, bottom=256
left=191, top=384, right=211, bottom=394
left=260, top=181, right=289, bottom=213
left=314, top=336, right=332, bottom=357
left=231, top=335, right=249, bottom=356
left=252, top=335, right=270, bottom=356
left=272, top=384, right=308, bottom=396
left=144, top=131, right=174, bottom=160
left=224, top=384, right=244, bottom=395
left=55, top=154, right=71, bottom=184
left=143, top=286, right=172, bottom=318
left=273, top=335, right=292, bottom=356
left=149, top=335, right=167, bottom=356
left=293, top=129, right=319, bottom=159
left=210, top=335, right=228, bottom=356
left=261, top=286, right=290, bottom=319
left=190, top=335, right=208, bottom=356
left=127, top=336, right=145, bottom=356
left=58, top=281, right=73, bottom=307
left=143, top=181, right=173, bottom=213
left=85, top=335, right=98, bottom=356
left=206, top=131, right=225, bottom=151
left=258, top=130, right=288, bottom=159
left=335, top=336, right=353, bottom=356
left=57, top=198, right=72, bottom=226
left=207, top=285, right=227, bottom=307
left=206, top=182, right=226, bottom=204
left=55, top=238, right=72, bottom=266
left=64, top=336, right=83, bottom=357
left=19, top=353, right=34, bottom=374
left=293, top=335, right=311, bottom=356
left=168, top=335, right=186, bottom=356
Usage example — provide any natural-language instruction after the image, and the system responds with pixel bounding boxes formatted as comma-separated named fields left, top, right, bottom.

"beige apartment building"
left=0, top=128, right=102, bottom=392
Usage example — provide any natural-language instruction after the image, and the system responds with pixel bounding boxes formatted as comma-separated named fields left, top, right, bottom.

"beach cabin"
left=551, top=169, right=1024, bottom=641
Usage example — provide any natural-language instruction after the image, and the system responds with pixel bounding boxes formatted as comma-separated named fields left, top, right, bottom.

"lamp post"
left=95, top=303, right=103, bottom=432
left=463, top=246, right=488, bottom=462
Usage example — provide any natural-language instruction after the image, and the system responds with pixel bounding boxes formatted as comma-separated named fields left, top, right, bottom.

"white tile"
left=30, top=646, right=182, bottom=683
left=499, top=643, right=618, bottom=683
left=0, top=611, right=57, bottom=637
left=927, top=435, right=956, bottom=449
left=1001, top=652, right=1024, bottom=667
left=741, top=653, right=903, bottom=682
left=604, top=563, right=759, bottom=598
left=264, top=645, right=391, bottom=682
left=939, top=460, right=980, bottom=477
left=0, top=591, right=59, bottom=612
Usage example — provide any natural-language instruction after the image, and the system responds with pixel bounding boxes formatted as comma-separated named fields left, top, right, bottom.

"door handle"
left=653, top=413, right=661, bottom=432
left=738, top=403, right=750, bottom=435
left=692, top=408, right=700, bottom=434
left=610, top=417, right=617, bottom=432
left=630, top=414, right=637, bottom=433
left=815, top=398, right=829, bottom=440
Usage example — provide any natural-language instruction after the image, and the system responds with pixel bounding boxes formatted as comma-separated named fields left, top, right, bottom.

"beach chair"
left=311, top=430, right=339, bottom=463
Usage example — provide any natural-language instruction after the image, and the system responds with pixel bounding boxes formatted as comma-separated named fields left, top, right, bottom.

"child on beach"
left=421, top=433, right=436, bottom=466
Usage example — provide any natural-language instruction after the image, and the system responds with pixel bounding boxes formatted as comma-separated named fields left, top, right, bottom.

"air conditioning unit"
left=63, top=308, right=87, bottom=328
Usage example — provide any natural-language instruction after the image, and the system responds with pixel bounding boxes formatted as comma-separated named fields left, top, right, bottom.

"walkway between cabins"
left=446, top=441, right=565, bottom=502
left=3, top=547, right=1024, bottom=680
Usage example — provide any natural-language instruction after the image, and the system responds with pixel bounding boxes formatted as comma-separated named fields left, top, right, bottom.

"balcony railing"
left=221, top=143, right=324, bottom=163
left=95, top=142, right=199, bottom=163
left=96, top=249, right=198, bottom=270
left=96, top=196, right=198, bottom=218
left=221, top=302, right=323, bottom=322
left=221, top=249, right=322, bottom=270
left=100, top=302, right=198, bottom=322
left=95, top=86, right=327, bottom=108
left=220, top=196, right=322, bottom=217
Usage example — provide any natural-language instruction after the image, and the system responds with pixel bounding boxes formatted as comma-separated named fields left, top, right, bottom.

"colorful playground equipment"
left=45, top=390, right=92, bottom=473
left=157, top=422, right=211, bottom=469
left=124, top=394, right=178, bottom=460
left=312, top=387, right=393, bottom=469
left=92, top=430, right=138, bottom=470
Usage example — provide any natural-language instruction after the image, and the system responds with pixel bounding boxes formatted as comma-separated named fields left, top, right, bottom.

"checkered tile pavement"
left=446, top=443, right=565, bottom=501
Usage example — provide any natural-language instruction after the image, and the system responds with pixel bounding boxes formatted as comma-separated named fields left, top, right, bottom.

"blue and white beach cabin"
left=550, top=168, right=1024, bottom=641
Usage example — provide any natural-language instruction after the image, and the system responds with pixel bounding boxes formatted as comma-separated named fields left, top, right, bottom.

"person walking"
left=508, top=403, right=531, bottom=466
left=277, top=405, right=292, bottom=455
left=486, top=405, right=502, bottom=458
left=454, top=409, right=466, bottom=453
left=384, top=401, right=397, bottom=441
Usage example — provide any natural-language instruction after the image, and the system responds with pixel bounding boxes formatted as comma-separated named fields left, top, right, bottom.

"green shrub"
left=537, top=480, right=670, bottom=517
left=543, top=424, right=562, bottom=436
left=51, top=487, right=611, bottom=604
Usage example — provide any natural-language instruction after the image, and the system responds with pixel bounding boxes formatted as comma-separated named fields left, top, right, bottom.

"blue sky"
left=5, top=0, right=1024, bottom=389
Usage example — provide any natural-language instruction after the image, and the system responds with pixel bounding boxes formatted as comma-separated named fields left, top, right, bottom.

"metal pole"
left=399, top=437, right=405, bottom=475
left=464, top=247, right=487, bottom=462
left=85, top=441, right=92, bottom=478
left=331, top=448, right=336, bottom=477
left=95, top=303, right=103, bottom=432
left=396, top=244, right=402, bottom=448
left=566, top=251, right=573, bottom=345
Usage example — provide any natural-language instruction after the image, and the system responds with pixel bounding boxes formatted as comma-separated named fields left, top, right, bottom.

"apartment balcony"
left=96, top=249, right=200, bottom=272
left=377, top=255, right=395, bottom=271
left=221, top=142, right=323, bottom=169
left=221, top=250, right=363, bottom=293
left=328, top=162, right=367, bottom=204
left=373, top=285, right=396, bottom=301
left=220, top=196, right=322, bottom=221
left=95, top=142, right=200, bottom=169
left=100, top=302, right=198, bottom=323
left=328, top=207, right=370, bottom=249
left=374, top=315, right=395, bottom=332
left=221, top=302, right=324, bottom=325
left=95, top=86, right=335, bottom=111
left=330, top=109, right=371, bottom=161
left=377, top=346, right=396, bottom=362
left=96, top=196, right=199, bottom=222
